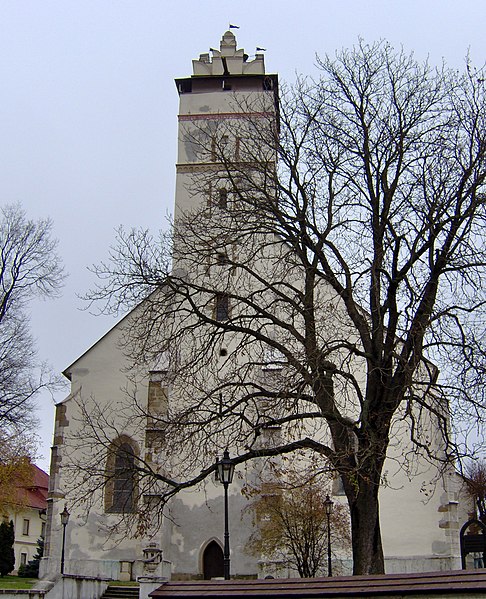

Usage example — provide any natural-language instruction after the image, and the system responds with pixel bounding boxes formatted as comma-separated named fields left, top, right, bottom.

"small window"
left=263, top=347, right=285, bottom=371
left=263, top=77, right=274, bottom=91
left=332, top=475, right=346, bottom=496
left=215, top=293, right=229, bottom=322
left=210, top=136, right=229, bottom=162
left=177, top=79, right=192, bottom=94
left=218, top=189, right=228, bottom=210
left=20, top=553, right=27, bottom=566
left=22, top=519, right=30, bottom=536
left=216, top=252, right=229, bottom=265
left=41, top=522, right=46, bottom=538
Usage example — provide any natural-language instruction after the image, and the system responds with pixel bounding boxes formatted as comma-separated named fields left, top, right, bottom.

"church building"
left=41, top=31, right=469, bottom=584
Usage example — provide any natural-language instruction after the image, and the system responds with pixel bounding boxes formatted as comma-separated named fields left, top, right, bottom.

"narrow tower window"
left=216, top=252, right=229, bottom=265
left=218, top=189, right=228, bottom=210
left=215, top=293, right=230, bottom=321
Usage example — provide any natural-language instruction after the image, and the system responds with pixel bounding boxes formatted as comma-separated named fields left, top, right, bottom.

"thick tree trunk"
left=349, top=479, right=385, bottom=575
left=327, top=372, right=394, bottom=575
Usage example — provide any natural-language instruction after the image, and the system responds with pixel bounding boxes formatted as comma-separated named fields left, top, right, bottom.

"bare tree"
left=464, top=460, right=486, bottom=521
left=0, top=204, right=64, bottom=437
left=82, top=41, right=486, bottom=574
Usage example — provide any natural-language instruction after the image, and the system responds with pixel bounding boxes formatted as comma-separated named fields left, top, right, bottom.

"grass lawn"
left=0, top=576, right=37, bottom=590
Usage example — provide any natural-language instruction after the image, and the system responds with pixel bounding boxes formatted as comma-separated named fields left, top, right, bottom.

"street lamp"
left=324, top=494, right=334, bottom=577
left=216, top=450, right=235, bottom=580
left=60, top=505, right=70, bottom=575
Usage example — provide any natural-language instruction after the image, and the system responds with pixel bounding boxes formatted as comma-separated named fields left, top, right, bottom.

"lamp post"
left=216, top=450, right=235, bottom=580
left=60, top=505, right=70, bottom=575
left=324, top=494, right=334, bottom=577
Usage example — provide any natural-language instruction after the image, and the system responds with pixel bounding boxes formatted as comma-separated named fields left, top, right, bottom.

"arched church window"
left=105, top=438, right=137, bottom=513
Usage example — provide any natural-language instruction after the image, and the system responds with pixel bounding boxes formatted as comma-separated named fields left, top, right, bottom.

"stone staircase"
left=101, top=585, right=139, bottom=599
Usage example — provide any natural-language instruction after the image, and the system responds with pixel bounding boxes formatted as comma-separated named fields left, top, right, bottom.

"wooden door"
left=202, top=541, right=224, bottom=580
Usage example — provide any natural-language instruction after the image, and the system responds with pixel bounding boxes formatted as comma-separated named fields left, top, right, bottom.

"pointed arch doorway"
left=202, top=540, right=224, bottom=580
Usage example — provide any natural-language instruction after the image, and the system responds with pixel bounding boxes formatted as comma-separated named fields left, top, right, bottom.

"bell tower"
left=173, top=31, right=278, bottom=220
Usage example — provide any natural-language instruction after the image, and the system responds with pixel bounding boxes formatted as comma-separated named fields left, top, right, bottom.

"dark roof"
left=150, top=570, right=486, bottom=598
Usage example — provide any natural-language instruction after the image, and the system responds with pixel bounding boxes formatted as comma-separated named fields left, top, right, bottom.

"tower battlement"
left=192, top=31, right=265, bottom=77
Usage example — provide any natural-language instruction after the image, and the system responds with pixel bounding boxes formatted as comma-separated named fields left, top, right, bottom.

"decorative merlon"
left=193, top=31, right=265, bottom=76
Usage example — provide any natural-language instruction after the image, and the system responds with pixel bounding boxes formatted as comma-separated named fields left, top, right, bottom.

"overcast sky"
left=1, top=1, right=484, bottom=472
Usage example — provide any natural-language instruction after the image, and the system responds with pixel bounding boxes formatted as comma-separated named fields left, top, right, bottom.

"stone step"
left=101, top=586, right=139, bottom=599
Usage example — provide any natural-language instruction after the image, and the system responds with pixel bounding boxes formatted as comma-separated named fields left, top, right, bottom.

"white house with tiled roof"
left=5, top=463, right=48, bottom=573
